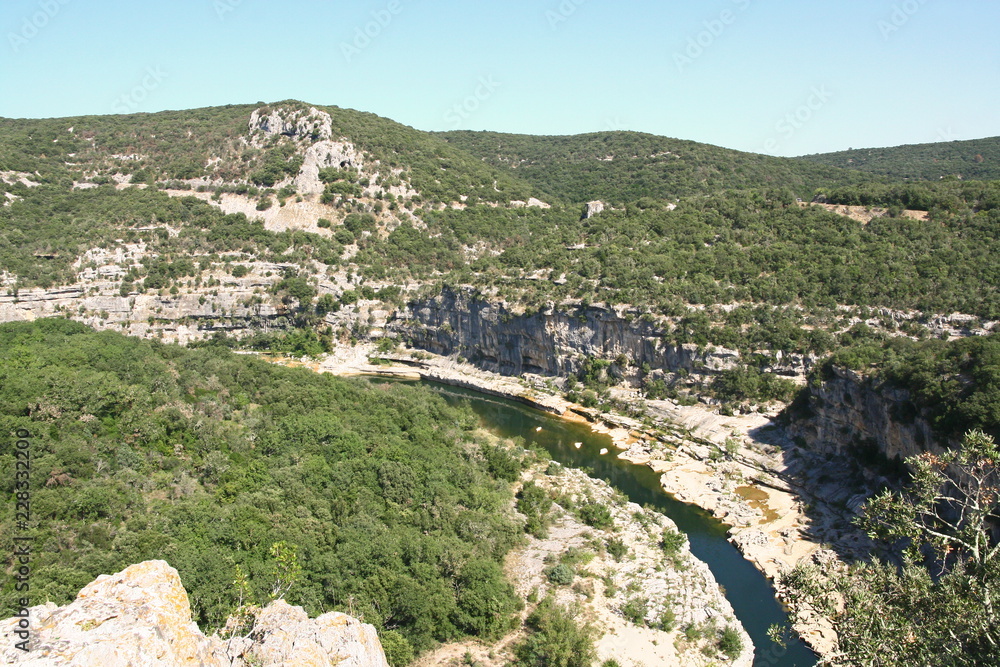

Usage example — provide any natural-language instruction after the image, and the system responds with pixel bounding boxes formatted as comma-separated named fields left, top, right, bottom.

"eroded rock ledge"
left=0, top=560, right=388, bottom=666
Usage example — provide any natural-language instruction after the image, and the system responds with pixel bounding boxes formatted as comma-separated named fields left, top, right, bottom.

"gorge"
left=2, top=102, right=998, bottom=665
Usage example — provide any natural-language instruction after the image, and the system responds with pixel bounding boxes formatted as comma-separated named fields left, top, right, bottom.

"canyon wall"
left=786, top=365, right=945, bottom=471
left=389, top=287, right=814, bottom=382
left=0, top=278, right=286, bottom=345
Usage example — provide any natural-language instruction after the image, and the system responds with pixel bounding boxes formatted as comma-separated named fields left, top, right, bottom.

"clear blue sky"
left=1, top=0, right=997, bottom=156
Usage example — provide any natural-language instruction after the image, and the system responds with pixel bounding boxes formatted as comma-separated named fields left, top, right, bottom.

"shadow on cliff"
left=747, top=395, right=901, bottom=565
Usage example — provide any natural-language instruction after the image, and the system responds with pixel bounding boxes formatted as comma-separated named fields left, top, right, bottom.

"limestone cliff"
left=787, top=365, right=944, bottom=471
left=390, top=287, right=814, bottom=382
left=0, top=560, right=388, bottom=667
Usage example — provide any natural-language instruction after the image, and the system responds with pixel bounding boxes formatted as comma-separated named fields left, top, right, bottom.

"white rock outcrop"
left=584, top=200, right=605, bottom=218
left=0, top=560, right=389, bottom=667
left=248, top=105, right=334, bottom=145
left=295, top=140, right=365, bottom=195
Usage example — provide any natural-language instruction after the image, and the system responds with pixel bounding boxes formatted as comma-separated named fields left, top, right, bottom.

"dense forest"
left=437, top=130, right=876, bottom=203
left=0, top=319, right=531, bottom=664
left=801, top=136, right=1000, bottom=181
left=373, top=189, right=1000, bottom=323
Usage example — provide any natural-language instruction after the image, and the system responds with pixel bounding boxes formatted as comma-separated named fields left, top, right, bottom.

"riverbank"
left=412, top=457, right=754, bottom=667
left=267, top=343, right=848, bottom=660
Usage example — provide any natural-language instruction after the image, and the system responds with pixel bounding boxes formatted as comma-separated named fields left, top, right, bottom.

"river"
left=365, top=377, right=818, bottom=667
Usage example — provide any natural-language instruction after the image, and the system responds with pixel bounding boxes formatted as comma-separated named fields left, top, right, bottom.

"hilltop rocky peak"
left=248, top=104, right=335, bottom=145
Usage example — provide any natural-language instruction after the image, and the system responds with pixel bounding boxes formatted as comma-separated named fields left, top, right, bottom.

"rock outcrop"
left=248, top=105, right=335, bottom=144
left=787, top=365, right=942, bottom=467
left=295, top=139, right=365, bottom=195
left=0, top=560, right=388, bottom=667
left=583, top=200, right=605, bottom=218
left=392, top=287, right=756, bottom=380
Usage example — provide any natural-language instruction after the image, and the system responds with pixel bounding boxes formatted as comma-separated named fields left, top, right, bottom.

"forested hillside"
left=367, top=190, right=1000, bottom=322
left=437, top=130, right=876, bottom=203
left=2, top=102, right=999, bottom=364
left=0, top=100, right=536, bottom=204
left=800, top=136, right=1000, bottom=181
left=0, top=319, right=527, bottom=664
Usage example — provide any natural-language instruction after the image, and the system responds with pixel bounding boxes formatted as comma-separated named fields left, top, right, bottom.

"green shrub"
left=605, top=537, right=628, bottom=562
left=620, top=597, right=648, bottom=626
left=513, top=597, right=596, bottom=667
left=578, top=502, right=613, bottom=530
left=380, top=630, right=414, bottom=667
left=661, top=529, right=686, bottom=557
left=545, top=563, right=575, bottom=586
left=718, top=626, right=743, bottom=660
left=517, top=482, right=553, bottom=538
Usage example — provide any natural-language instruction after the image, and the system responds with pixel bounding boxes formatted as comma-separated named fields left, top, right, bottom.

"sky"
left=0, top=0, right=997, bottom=156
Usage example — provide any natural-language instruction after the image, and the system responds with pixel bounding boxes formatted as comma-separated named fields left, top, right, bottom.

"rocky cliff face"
left=390, top=287, right=813, bottom=382
left=0, top=560, right=388, bottom=667
left=787, top=365, right=943, bottom=469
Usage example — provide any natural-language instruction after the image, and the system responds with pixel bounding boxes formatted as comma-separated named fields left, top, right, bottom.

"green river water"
left=366, top=377, right=818, bottom=666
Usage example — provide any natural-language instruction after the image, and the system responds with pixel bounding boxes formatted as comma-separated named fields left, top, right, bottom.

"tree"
left=821, top=430, right=1000, bottom=665
left=861, top=429, right=1000, bottom=568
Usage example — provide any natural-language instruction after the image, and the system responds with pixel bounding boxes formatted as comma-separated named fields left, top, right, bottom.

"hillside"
left=0, top=319, right=523, bottom=662
left=436, top=130, right=877, bottom=203
left=1, top=102, right=998, bottom=360
left=3, top=101, right=1000, bottom=666
left=0, top=101, right=537, bottom=204
left=799, top=136, right=1000, bottom=181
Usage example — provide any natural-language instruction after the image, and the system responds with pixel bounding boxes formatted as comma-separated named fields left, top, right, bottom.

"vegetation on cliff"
left=784, top=430, right=1000, bottom=666
left=821, top=332, right=1000, bottom=442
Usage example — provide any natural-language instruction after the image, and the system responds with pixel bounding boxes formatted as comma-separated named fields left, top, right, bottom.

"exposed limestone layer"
left=0, top=560, right=388, bottom=667
left=0, top=281, right=283, bottom=346
left=393, top=287, right=781, bottom=379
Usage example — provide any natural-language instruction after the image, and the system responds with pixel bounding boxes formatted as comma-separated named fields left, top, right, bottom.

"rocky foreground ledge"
left=0, top=560, right=388, bottom=666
